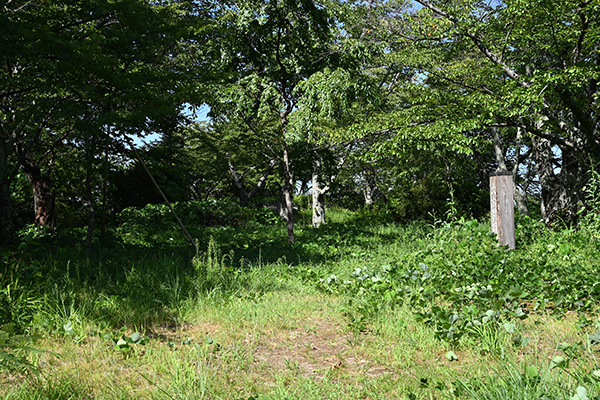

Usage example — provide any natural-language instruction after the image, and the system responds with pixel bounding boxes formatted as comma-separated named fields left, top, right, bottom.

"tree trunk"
left=227, top=152, right=250, bottom=206
left=21, top=156, right=56, bottom=230
left=0, top=138, right=13, bottom=244
left=363, top=171, right=380, bottom=206
left=512, top=152, right=531, bottom=217
left=363, top=183, right=374, bottom=207
left=283, top=144, right=295, bottom=244
left=226, top=152, right=276, bottom=207
left=100, top=140, right=110, bottom=240
left=513, top=183, right=530, bottom=217
left=532, top=137, right=581, bottom=223
left=312, top=156, right=325, bottom=229
left=85, top=187, right=97, bottom=255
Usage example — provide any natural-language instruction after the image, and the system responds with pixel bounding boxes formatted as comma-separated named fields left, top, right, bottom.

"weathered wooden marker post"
left=490, top=171, right=516, bottom=250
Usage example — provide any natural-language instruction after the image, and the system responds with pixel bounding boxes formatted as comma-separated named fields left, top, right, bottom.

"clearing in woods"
left=1, top=212, right=599, bottom=399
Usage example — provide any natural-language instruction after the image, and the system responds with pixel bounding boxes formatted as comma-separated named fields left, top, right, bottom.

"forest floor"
left=1, top=209, right=600, bottom=399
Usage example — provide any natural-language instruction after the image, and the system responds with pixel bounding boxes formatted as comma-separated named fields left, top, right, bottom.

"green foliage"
left=1, top=206, right=600, bottom=398
left=117, top=200, right=280, bottom=247
left=290, top=67, right=382, bottom=139
left=193, top=238, right=236, bottom=291
left=452, top=357, right=600, bottom=400
left=322, top=217, right=600, bottom=344
left=101, top=328, right=149, bottom=353
left=0, top=323, right=36, bottom=372
left=581, top=170, right=600, bottom=239
left=2, top=374, right=94, bottom=400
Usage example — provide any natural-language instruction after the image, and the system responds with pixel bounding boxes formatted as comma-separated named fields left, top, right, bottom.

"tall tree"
left=373, top=0, right=600, bottom=222
left=0, top=0, right=193, bottom=242
left=206, top=0, right=338, bottom=243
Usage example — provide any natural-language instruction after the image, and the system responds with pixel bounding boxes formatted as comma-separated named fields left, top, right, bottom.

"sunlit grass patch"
left=2, top=210, right=600, bottom=399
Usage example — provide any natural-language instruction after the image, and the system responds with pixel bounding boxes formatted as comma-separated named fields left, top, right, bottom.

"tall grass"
left=1, top=205, right=600, bottom=399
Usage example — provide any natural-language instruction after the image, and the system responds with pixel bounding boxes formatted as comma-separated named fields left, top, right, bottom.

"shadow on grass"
left=2, top=210, right=426, bottom=331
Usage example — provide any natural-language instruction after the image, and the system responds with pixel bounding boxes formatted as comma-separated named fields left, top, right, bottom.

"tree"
left=184, top=120, right=280, bottom=206
left=204, top=0, right=339, bottom=243
left=310, top=146, right=347, bottom=228
left=0, top=0, right=193, bottom=242
left=374, top=0, right=600, bottom=222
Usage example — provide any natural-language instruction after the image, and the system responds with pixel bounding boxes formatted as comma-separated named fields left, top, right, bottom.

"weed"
left=1, top=207, right=599, bottom=399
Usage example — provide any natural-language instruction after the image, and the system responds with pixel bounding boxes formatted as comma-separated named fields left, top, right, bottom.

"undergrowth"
left=1, top=199, right=600, bottom=398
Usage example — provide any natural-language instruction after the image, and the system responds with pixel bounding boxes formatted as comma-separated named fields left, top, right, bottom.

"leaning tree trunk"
left=282, top=144, right=295, bottom=244
left=226, top=152, right=277, bottom=207
left=21, top=156, right=56, bottom=230
left=226, top=152, right=250, bottom=206
left=312, top=156, right=325, bottom=229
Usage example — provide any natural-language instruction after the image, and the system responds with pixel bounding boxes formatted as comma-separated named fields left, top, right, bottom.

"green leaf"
left=445, top=350, right=458, bottom=362
left=558, top=342, right=570, bottom=350
left=589, top=331, right=600, bottom=345
left=525, top=365, right=538, bottom=378
left=515, top=307, right=528, bottom=320
left=503, top=322, right=516, bottom=333
left=130, top=332, right=141, bottom=343
left=63, top=321, right=73, bottom=333
left=550, top=355, right=566, bottom=369
left=571, top=386, right=588, bottom=400
left=115, top=338, right=130, bottom=350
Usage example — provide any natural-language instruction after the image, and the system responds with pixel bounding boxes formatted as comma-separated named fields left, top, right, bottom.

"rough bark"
left=21, top=155, right=56, bottom=230
left=512, top=130, right=531, bottom=217
left=312, top=156, right=325, bottom=229
left=532, top=136, right=582, bottom=223
left=513, top=172, right=531, bottom=217
left=362, top=168, right=383, bottom=207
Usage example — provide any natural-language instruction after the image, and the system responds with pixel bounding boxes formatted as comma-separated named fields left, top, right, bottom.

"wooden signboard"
left=490, top=172, right=516, bottom=250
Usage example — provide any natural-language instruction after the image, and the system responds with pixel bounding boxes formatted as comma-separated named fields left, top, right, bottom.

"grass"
left=1, top=206, right=600, bottom=399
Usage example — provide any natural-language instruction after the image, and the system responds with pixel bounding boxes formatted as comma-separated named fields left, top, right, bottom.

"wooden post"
left=490, top=171, right=516, bottom=249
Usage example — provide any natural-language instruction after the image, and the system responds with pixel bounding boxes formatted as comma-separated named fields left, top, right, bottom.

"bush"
left=117, top=200, right=281, bottom=246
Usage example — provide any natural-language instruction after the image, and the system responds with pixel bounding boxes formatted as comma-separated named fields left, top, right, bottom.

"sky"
left=133, top=103, right=211, bottom=147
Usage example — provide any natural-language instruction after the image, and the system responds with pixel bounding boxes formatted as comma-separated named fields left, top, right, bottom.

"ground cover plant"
left=3, top=0, right=600, bottom=397
left=1, top=202, right=600, bottom=399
